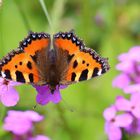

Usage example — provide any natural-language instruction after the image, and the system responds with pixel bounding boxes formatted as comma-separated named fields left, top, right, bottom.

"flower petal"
left=112, top=74, right=130, bottom=89
left=105, top=122, right=122, bottom=140
left=131, top=93, right=140, bottom=104
left=36, top=91, right=50, bottom=105
left=116, top=61, right=134, bottom=73
left=34, top=85, right=50, bottom=94
left=3, top=111, right=32, bottom=135
left=3, top=110, right=44, bottom=135
left=129, top=46, right=140, bottom=61
left=0, top=87, right=19, bottom=106
left=114, top=113, right=133, bottom=127
left=3, top=119, right=32, bottom=135
left=0, top=77, right=4, bottom=83
left=34, top=85, right=62, bottom=105
left=115, top=96, right=131, bottom=111
left=130, top=93, right=140, bottom=118
left=34, top=85, right=51, bottom=105
left=103, top=106, right=116, bottom=121
left=29, top=135, right=50, bottom=140
left=125, top=118, right=140, bottom=134
left=50, top=89, right=62, bottom=104
left=25, top=111, right=44, bottom=122
left=124, top=84, right=140, bottom=94
left=118, top=53, right=129, bottom=61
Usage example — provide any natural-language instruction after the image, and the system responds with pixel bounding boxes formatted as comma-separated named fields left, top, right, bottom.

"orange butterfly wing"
left=0, top=32, right=50, bottom=84
left=53, top=31, right=110, bottom=84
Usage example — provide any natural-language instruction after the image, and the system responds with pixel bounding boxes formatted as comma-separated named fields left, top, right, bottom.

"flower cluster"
left=113, top=46, right=140, bottom=93
left=34, top=85, right=66, bottom=106
left=104, top=93, right=140, bottom=140
left=0, top=77, right=67, bottom=106
left=3, top=110, right=50, bottom=140
left=104, top=46, right=140, bottom=140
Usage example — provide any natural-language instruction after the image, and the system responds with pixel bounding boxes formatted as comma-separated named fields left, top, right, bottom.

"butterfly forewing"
left=0, top=32, right=50, bottom=84
left=53, top=31, right=110, bottom=85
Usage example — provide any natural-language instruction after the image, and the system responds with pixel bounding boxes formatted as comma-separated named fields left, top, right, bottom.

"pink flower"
left=0, top=78, right=21, bottom=106
left=112, top=73, right=130, bottom=89
left=113, top=46, right=140, bottom=92
left=103, top=105, right=133, bottom=140
left=115, top=93, right=140, bottom=118
left=29, top=135, right=50, bottom=140
left=117, top=46, right=140, bottom=73
left=3, top=110, right=43, bottom=135
left=34, top=85, right=67, bottom=105
left=125, top=118, right=140, bottom=135
left=124, top=84, right=140, bottom=94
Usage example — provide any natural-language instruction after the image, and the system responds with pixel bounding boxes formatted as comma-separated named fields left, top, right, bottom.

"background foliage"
left=0, top=0, right=140, bottom=140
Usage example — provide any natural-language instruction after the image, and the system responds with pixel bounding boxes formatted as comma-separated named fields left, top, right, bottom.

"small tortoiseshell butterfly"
left=0, top=31, right=110, bottom=92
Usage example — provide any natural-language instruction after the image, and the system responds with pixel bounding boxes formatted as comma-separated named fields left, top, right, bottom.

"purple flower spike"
left=116, top=93, right=140, bottom=118
left=3, top=110, right=43, bottom=135
left=103, top=105, right=133, bottom=140
left=34, top=85, right=67, bottom=105
left=0, top=78, right=22, bottom=106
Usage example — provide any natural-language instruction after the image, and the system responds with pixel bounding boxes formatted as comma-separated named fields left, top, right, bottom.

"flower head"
left=113, top=46, right=140, bottom=92
left=103, top=105, right=133, bottom=140
left=115, top=93, right=140, bottom=118
left=3, top=110, right=43, bottom=135
left=0, top=78, right=21, bottom=106
left=34, top=85, right=67, bottom=105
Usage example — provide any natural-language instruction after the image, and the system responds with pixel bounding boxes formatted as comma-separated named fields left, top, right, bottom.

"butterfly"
left=0, top=30, right=110, bottom=93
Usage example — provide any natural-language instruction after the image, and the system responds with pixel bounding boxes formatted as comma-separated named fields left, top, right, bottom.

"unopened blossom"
left=103, top=105, right=133, bottom=140
left=0, top=78, right=21, bottom=106
left=34, top=85, right=67, bottom=105
left=3, top=110, right=43, bottom=135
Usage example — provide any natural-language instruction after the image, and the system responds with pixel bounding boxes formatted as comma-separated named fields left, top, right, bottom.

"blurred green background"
left=0, top=0, right=140, bottom=140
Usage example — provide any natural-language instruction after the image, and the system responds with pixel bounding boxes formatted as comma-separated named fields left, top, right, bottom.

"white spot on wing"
left=97, top=69, right=102, bottom=76
left=1, top=71, right=6, bottom=78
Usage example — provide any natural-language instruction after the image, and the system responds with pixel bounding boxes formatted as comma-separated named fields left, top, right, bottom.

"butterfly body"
left=0, top=31, right=110, bottom=93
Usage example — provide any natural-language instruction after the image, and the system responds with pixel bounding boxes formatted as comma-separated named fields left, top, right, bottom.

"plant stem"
left=38, top=0, right=53, bottom=33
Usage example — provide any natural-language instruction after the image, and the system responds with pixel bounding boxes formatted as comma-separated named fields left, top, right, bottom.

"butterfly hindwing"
left=53, top=31, right=110, bottom=85
left=0, top=32, right=50, bottom=84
